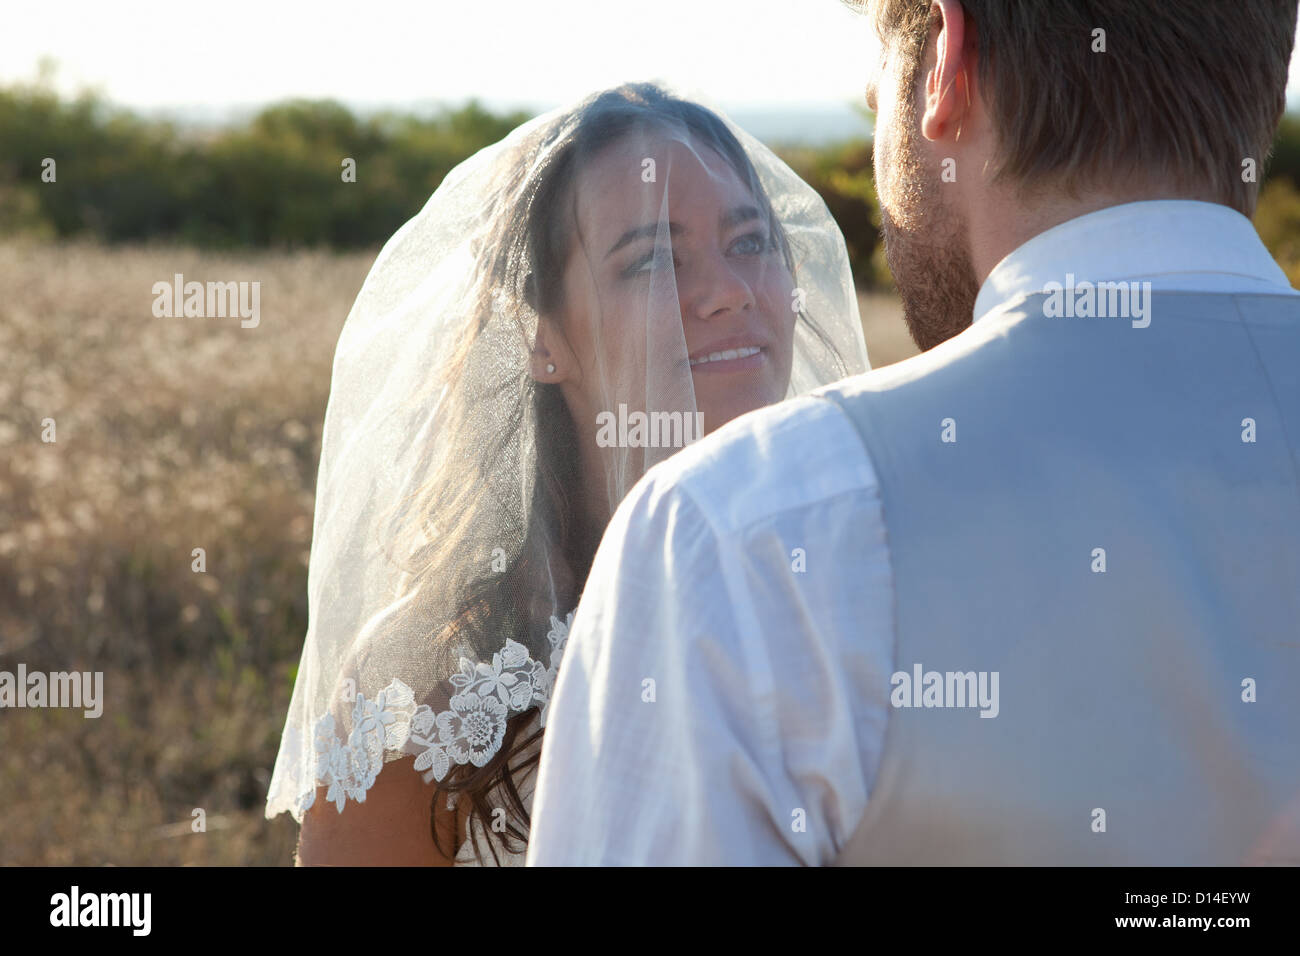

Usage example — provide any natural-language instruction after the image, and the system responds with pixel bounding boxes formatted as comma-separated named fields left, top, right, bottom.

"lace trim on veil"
left=295, top=611, right=573, bottom=817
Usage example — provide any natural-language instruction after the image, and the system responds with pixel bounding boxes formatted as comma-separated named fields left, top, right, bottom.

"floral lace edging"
left=298, top=610, right=573, bottom=816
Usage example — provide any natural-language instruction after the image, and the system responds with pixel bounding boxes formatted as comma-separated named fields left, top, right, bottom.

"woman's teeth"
left=689, top=345, right=762, bottom=367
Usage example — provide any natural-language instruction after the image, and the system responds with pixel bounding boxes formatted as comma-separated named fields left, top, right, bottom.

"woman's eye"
left=730, top=231, right=770, bottom=256
left=625, top=249, right=675, bottom=277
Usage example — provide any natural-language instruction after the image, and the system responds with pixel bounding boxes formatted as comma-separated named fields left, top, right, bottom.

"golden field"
left=0, top=240, right=911, bottom=865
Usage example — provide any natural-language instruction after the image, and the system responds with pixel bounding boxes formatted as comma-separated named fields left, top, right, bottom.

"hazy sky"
left=4, top=0, right=874, bottom=114
left=7, top=0, right=1300, bottom=118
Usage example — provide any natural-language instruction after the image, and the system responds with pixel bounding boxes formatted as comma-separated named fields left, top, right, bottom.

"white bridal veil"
left=265, top=83, right=870, bottom=848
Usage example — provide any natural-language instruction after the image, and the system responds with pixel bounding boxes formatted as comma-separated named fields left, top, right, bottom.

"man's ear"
left=920, top=0, right=973, bottom=144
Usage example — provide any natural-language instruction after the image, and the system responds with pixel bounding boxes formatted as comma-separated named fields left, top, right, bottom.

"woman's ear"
left=524, top=272, right=539, bottom=312
left=530, top=314, right=576, bottom=383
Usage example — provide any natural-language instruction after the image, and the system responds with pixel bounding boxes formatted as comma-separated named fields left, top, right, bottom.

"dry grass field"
left=0, top=240, right=912, bottom=865
left=859, top=291, right=917, bottom=368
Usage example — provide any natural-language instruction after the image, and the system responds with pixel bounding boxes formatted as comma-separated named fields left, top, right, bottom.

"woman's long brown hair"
left=384, top=83, right=846, bottom=865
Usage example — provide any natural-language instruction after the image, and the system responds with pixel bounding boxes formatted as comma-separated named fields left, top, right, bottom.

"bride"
left=265, top=82, right=870, bottom=865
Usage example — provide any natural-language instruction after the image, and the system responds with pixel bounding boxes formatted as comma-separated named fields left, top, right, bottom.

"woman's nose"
left=686, top=251, right=755, bottom=321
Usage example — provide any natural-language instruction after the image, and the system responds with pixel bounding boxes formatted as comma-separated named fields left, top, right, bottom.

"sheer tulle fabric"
left=265, top=85, right=870, bottom=855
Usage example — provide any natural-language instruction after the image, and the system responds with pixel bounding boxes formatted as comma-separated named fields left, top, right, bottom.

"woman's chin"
left=697, top=388, right=780, bottom=436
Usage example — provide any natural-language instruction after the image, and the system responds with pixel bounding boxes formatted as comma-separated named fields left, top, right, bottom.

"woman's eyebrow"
left=605, top=205, right=761, bottom=259
left=720, top=205, right=761, bottom=229
left=605, top=222, right=681, bottom=259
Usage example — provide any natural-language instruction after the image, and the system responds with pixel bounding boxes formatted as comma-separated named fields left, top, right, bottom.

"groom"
left=526, top=0, right=1300, bottom=865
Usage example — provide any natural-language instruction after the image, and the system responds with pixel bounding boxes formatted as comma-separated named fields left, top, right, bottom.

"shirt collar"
left=972, top=200, right=1296, bottom=323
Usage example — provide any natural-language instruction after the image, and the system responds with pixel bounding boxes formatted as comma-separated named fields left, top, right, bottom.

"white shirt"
left=524, top=201, right=1298, bottom=866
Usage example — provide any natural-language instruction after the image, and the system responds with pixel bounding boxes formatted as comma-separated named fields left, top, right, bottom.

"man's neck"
left=967, top=184, right=1228, bottom=287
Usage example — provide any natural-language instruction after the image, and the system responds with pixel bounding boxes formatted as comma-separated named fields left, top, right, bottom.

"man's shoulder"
left=826, top=303, right=1044, bottom=401
left=631, top=384, right=881, bottom=538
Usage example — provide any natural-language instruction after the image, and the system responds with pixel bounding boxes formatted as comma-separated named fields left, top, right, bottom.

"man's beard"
left=879, top=85, right=980, bottom=352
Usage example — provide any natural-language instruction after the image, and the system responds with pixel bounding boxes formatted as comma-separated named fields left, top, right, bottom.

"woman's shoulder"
left=296, top=753, right=463, bottom=866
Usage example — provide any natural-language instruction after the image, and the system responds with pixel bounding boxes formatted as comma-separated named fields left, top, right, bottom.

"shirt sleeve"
left=525, top=401, right=894, bottom=866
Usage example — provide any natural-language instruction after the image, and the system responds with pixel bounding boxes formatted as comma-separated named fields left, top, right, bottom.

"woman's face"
left=544, top=132, right=797, bottom=444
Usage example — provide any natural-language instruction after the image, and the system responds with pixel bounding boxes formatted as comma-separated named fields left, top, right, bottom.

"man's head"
left=856, top=0, right=1299, bottom=351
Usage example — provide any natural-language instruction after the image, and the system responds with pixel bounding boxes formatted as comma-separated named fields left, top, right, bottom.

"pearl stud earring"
left=546, top=363, right=556, bottom=374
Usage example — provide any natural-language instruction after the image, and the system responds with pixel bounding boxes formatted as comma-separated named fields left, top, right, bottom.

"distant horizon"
left=8, top=0, right=1290, bottom=148
left=16, top=73, right=1300, bottom=151
left=33, top=85, right=1300, bottom=150
left=114, top=96, right=874, bottom=147
left=7, top=0, right=1299, bottom=150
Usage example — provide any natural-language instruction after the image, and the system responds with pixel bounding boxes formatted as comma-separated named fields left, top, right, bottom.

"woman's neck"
left=572, top=490, right=607, bottom=593
left=570, top=413, right=614, bottom=585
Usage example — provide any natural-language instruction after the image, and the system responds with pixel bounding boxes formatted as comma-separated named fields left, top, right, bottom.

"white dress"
left=270, top=611, right=570, bottom=865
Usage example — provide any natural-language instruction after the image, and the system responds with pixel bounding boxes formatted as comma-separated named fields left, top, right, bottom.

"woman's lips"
left=688, top=344, right=767, bottom=372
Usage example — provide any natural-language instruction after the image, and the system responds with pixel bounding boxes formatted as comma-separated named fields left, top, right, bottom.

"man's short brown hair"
left=859, top=0, right=1298, bottom=216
